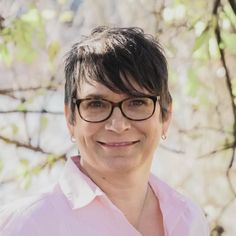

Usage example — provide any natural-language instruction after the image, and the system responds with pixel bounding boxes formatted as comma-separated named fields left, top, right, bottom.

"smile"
left=97, top=141, right=139, bottom=147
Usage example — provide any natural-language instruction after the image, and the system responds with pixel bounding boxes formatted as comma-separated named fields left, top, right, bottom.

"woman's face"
left=65, top=80, right=171, bottom=175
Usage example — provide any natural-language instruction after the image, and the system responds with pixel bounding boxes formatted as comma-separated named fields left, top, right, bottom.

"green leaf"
left=1, top=7, right=46, bottom=64
left=31, top=165, right=42, bottom=175
left=17, top=159, right=30, bottom=182
left=11, top=124, right=19, bottom=135
left=188, top=130, right=201, bottom=140
left=224, top=4, right=236, bottom=27
left=0, top=159, right=3, bottom=173
left=16, top=46, right=37, bottom=62
left=193, top=29, right=210, bottom=52
left=20, top=174, right=32, bottom=189
left=47, top=154, right=56, bottom=165
left=16, top=103, right=27, bottom=112
left=210, top=15, right=217, bottom=30
left=221, top=32, right=236, bottom=54
left=232, top=79, right=236, bottom=96
left=47, top=41, right=60, bottom=62
left=40, top=116, right=48, bottom=130
left=186, top=68, right=200, bottom=97
left=0, top=43, right=13, bottom=65
left=20, top=159, right=29, bottom=167
left=59, top=11, right=74, bottom=23
left=21, top=8, right=41, bottom=25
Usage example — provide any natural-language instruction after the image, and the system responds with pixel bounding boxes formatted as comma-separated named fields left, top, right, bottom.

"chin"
left=101, top=154, right=144, bottom=173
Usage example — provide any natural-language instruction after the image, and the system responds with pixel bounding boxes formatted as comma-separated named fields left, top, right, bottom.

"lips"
left=97, top=140, right=139, bottom=147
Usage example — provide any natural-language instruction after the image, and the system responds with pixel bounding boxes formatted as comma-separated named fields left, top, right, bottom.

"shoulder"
left=150, top=174, right=210, bottom=236
left=150, top=173, right=204, bottom=214
left=0, top=185, right=66, bottom=236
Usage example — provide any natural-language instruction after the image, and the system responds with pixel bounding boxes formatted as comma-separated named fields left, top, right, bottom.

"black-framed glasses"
left=72, top=96, right=160, bottom=123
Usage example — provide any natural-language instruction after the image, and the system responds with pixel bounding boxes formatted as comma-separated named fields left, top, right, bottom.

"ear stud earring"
left=161, top=134, right=167, bottom=140
left=71, top=136, right=76, bottom=143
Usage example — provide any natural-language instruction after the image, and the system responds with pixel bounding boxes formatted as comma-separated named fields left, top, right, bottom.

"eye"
left=128, top=98, right=148, bottom=107
left=84, top=99, right=109, bottom=109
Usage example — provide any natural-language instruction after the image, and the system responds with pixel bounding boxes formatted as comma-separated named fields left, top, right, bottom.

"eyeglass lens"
left=78, top=97, right=156, bottom=122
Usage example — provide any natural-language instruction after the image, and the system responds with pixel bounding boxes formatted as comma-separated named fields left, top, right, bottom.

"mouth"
left=97, top=140, right=140, bottom=148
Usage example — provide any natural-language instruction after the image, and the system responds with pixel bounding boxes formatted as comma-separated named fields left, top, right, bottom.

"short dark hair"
left=64, top=26, right=172, bottom=123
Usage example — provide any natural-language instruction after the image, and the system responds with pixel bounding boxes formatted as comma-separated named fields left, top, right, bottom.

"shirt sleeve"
left=0, top=200, right=41, bottom=236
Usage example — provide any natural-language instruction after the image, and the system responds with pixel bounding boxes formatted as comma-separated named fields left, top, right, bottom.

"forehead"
left=77, top=80, right=149, bottom=99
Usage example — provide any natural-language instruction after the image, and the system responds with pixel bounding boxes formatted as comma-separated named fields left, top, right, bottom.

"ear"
left=162, top=103, right=172, bottom=137
left=64, top=104, right=75, bottom=137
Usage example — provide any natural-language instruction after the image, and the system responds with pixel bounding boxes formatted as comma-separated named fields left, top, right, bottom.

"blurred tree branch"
left=0, top=84, right=61, bottom=96
left=0, top=134, right=51, bottom=154
left=210, top=0, right=236, bottom=234
left=213, top=0, right=236, bottom=196
left=0, top=154, right=67, bottom=185
left=0, top=110, right=63, bottom=115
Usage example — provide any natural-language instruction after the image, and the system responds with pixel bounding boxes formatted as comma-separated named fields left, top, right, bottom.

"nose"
left=104, top=107, right=131, bottom=133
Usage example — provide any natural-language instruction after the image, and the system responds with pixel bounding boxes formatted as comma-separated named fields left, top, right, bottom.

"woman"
left=0, top=26, right=209, bottom=236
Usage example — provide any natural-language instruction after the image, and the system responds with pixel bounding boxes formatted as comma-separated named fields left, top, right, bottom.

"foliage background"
left=0, top=0, right=236, bottom=235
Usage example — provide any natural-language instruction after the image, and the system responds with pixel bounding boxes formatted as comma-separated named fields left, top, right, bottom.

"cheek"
left=148, top=124, right=162, bottom=142
left=144, top=117, right=163, bottom=145
left=137, top=119, right=160, bottom=141
left=75, top=121, right=102, bottom=144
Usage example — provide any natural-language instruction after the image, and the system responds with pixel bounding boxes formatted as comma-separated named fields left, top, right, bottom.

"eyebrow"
left=80, top=93, right=153, bottom=101
left=83, top=94, right=108, bottom=99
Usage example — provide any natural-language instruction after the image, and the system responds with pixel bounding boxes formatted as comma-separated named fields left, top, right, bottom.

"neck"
left=78, top=158, right=152, bottom=229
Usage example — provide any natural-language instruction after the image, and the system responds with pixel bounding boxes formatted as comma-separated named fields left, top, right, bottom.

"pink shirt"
left=0, top=157, right=209, bottom=236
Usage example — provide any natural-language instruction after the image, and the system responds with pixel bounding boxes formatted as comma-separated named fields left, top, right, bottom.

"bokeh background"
left=0, top=0, right=236, bottom=235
